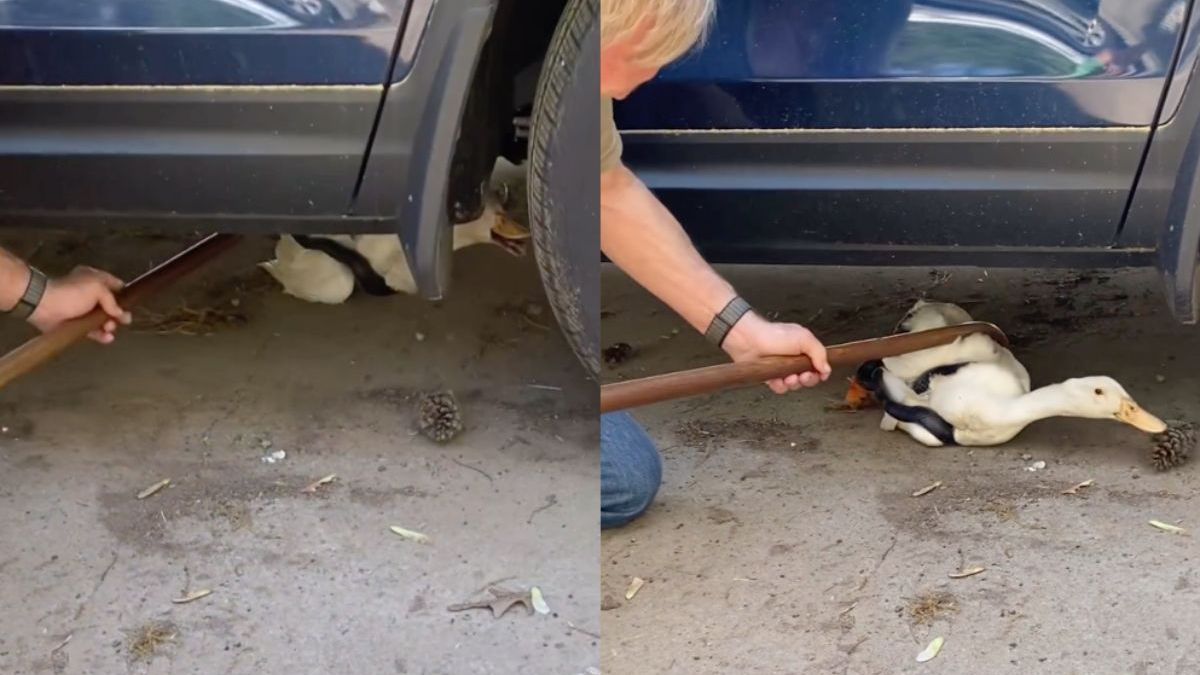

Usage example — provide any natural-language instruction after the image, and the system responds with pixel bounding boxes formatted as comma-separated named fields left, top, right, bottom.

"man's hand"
left=28, top=266, right=132, bottom=344
left=721, top=312, right=832, bottom=394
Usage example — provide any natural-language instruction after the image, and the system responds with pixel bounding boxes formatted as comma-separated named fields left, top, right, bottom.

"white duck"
left=259, top=233, right=357, bottom=304
left=864, top=300, right=1166, bottom=447
left=260, top=193, right=528, bottom=303
left=881, top=299, right=1029, bottom=392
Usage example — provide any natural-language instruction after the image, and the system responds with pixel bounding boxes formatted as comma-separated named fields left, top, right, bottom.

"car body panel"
left=0, top=0, right=406, bottom=86
left=0, top=0, right=511, bottom=304
left=0, top=0, right=420, bottom=221
left=621, top=127, right=1149, bottom=258
left=354, top=0, right=499, bottom=298
left=615, top=0, right=1192, bottom=257
left=0, top=86, right=382, bottom=218
left=618, top=0, right=1189, bottom=130
left=1117, top=0, right=1200, bottom=320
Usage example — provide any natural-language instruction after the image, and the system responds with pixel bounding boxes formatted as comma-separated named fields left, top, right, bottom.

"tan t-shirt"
left=600, top=96, right=623, bottom=173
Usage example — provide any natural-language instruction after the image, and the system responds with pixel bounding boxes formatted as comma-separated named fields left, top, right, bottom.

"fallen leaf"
left=530, top=586, right=550, bottom=615
left=908, top=591, right=957, bottom=625
left=137, top=479, right=171, bottom=500
left=1062, top=479, right=1095, bottom=495
left=625, top=577, right=646, bottom=601
left=948, top=566, right=985, bottom=579
left=301, top=473, right=337, bottom=493
left=916, top=636, right=944, bottom=663
left=389, top=525, right=431, bottom=543
left=128, top=621, right=177, bottom=661
left=911, top=481, right=943, bottom=498
left=1149, top=520, right=1188, bottom=535
left=171, top=589, right=212, bottom=604
left=447, top=587, right=533, bottom=618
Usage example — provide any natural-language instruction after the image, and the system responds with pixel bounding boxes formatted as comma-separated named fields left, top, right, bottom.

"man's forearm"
left=0, top=247, right=31, bottom=313
left=600, top=164, right=737, bottom=334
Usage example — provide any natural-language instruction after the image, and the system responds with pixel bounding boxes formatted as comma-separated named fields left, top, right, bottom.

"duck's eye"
left=1094, top=388, right=1105, bottom=396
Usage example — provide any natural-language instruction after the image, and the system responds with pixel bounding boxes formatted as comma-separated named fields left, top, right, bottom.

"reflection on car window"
left=0, top=0, right=390, bottom=29
left=887, top=13, right=1079, bottom=77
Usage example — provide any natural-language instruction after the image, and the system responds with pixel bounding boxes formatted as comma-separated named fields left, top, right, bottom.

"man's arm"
left=0, top=247, right=131, bottom=344
left=0, top=247, right=33, bottom=313
left=600, top=164, right=831, bottom=393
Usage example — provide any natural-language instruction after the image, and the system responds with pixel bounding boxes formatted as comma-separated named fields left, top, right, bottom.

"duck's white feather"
left=263, top=193, right=507, bottom=301
left=876, top=300, right=1162, bottom=446
left=916, top=361, right=1033, bottom=445
left=353, top=235, right=417, bottom=295
left=884, top=301, right=1031, bottom=391
left=258, top=235, right=355, bottom=304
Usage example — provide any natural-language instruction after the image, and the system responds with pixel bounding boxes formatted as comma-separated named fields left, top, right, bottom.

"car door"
left=0, top=0, right=410, bottom=222
left=615, top=0, right=1193, bottom=265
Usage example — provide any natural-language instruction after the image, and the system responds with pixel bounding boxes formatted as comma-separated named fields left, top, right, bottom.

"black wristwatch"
left=9, top=266, right=47, bottom=320
left=704, top=296, right=753, bottom=348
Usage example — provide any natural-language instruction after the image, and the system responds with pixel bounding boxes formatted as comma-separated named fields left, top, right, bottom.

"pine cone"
left=1151, top=421, right=1195, bottom=471
left=418, top=391, right=463, bottom=443
left=603, top=342, right=635, bottom=367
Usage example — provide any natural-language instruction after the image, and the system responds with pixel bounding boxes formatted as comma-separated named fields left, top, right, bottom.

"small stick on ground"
left=50, top=634, right=72, bottom=654
left=450, top=457, right=493, bottom=483
left=567, top=622, right=601, bottom=640
left=526, top=494, right=559, bottom=524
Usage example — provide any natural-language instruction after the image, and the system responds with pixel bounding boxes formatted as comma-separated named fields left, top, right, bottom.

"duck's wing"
left=922, top=361, right=1029, bottom=432
left=352, top=235, right=416, bottom=294
left=997, top=346, right=1032, bottom=392
left=260, top=235, right=355, bottom=304
left=883, top=333, right=1000, bottom=381
left=881, top=369, right=925, bottom=406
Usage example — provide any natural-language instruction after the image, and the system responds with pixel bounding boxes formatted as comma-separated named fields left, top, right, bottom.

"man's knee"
left=601, top=412, right=662, bottom=529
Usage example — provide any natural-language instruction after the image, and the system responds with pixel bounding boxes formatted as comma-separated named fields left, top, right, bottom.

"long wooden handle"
left=600, top=321, right=1008, bottom=413
left=0, top=233, right=243, bottom=390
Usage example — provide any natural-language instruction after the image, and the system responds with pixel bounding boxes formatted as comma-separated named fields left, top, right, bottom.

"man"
left=0, top=247, right=131, bottom=343
left=600, top=0, right=832, bottom=528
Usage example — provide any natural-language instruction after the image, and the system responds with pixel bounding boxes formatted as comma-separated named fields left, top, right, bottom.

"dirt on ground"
left=601, top=264, right=1200, bottom=675
left=0, top=231, right=598, bottom=675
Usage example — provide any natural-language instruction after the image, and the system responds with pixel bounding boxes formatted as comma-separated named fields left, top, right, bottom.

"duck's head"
left=1060, top=376, right=1167, bottom=433
left=453, top=192, right=530, bottom=256
left=489, top=212, right=530, bottom=256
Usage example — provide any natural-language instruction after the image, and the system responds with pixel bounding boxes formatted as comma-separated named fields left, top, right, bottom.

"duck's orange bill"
left=842, top=377, right=879, bottom=410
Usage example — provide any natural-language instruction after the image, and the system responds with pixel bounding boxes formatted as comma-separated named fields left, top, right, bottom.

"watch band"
left=10, top=266, right=47, bottom=320
left=704, top=296, right=753, bottom=348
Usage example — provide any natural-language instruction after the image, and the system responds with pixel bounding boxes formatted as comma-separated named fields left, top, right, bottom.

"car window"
left=0, top=0, right=297, bottom=29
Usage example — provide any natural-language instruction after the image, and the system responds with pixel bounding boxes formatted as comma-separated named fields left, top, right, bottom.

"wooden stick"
left=600, top=322, right=1008, bottom=413
left=0, top=233, right=243, bottom=390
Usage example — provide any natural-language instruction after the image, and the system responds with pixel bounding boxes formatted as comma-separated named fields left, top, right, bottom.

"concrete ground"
left=601, top=264, right=1200, bottom=675
left=0, top=232, right=598, bottom=675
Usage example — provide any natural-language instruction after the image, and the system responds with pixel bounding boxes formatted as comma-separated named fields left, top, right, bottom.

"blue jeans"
left=601, top=412, right=662, bottom=529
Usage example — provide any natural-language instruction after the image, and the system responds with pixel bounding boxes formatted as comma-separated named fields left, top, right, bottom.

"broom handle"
left=600, top=321, right=1008, bottom=414
left=0, top=233, right=243, bottom=390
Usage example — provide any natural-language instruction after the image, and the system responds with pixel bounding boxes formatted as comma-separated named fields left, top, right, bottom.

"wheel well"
left=445, top=0, right=567, bottom=223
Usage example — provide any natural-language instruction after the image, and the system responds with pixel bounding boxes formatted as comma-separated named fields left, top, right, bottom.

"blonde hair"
left=601, top=0, right=716, bottom=68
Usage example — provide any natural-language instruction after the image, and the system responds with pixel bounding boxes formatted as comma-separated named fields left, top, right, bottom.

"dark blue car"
left=0, top=0, right=601, bottom=373
left=616, top=0, right=1200, bottom=324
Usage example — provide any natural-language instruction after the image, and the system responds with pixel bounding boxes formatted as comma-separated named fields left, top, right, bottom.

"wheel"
left=528, top=0, right=600, bottom=378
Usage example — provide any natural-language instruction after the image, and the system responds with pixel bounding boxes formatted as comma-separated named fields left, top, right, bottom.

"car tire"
left=528, top=0, right=600, bottom=379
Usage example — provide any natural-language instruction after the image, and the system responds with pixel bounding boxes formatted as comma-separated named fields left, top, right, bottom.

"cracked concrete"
left=601, top=264, right=1200, bottom=675
left=0, top=232, right=598, bottom=675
